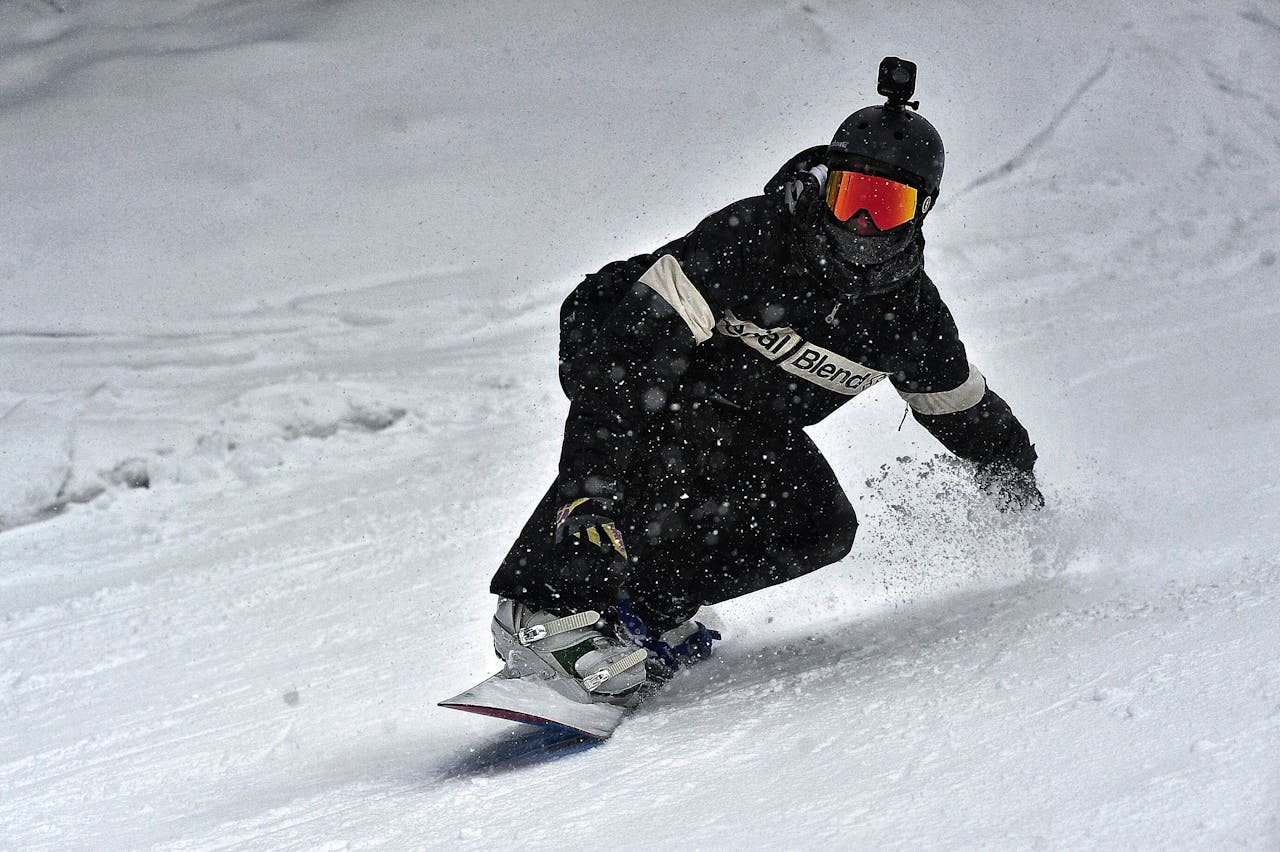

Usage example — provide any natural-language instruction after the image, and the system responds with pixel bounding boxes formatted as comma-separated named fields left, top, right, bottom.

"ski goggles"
left=824, top=169, right=920, bottom=231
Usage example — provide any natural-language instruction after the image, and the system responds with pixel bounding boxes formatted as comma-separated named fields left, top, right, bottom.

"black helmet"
left=827, top=57, right=945, bottom=203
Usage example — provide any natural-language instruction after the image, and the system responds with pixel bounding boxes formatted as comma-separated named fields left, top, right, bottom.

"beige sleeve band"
left=897, top=362, right=987, bottom=415
left=637, top=254, right=716, bottom=344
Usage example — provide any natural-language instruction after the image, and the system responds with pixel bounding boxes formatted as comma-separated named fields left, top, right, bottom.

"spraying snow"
left=1, top=0, right=1277, bottom=847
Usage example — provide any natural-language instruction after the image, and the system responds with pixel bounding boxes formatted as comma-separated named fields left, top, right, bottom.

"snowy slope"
left=2, top=1, right=1278, bottom=848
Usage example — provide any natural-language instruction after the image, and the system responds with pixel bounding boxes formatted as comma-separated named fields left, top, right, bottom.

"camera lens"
left=891, top=67, right=911, bottom=84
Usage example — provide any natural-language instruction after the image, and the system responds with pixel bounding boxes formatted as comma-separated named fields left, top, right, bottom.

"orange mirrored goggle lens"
left=825, top=170, right=919, bottom=231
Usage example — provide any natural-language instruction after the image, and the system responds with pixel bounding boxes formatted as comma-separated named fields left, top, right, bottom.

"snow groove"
left=1239, top=8, right=1280, bottom=34
left=958, top=54, right=1113, bottom=196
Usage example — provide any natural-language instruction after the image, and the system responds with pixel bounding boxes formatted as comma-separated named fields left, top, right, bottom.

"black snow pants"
left=490, top=399, right=858, bottom=630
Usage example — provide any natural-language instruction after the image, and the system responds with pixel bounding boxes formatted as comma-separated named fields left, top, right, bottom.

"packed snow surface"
left=2, top=1, right=1278, bottom=848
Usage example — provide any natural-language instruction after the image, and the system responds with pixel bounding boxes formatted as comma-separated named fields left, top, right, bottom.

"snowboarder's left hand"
left=977, top=467, right=1044, bottom=512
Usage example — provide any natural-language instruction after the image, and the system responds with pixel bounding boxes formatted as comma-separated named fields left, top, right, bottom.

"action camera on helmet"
left=876, top=57, right=918, bottom=109
left=827, top=56, right=945, bottom=208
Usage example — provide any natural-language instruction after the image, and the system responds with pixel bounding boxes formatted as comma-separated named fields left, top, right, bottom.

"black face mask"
left=822, top=217, right=918, bottom=268
left=781, top=164, right=926, bottom=301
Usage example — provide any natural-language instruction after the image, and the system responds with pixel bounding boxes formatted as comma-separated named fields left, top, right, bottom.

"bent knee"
left=827, top=514, right=859, bottom=562
left=805, top=509, right=858, bottom=567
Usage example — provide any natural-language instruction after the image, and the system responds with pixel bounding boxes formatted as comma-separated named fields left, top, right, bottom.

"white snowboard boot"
left=491, top=598, right=650, bottom=706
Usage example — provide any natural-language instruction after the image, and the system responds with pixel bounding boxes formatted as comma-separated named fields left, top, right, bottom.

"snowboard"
left=439, top=671, right=633, bottom=739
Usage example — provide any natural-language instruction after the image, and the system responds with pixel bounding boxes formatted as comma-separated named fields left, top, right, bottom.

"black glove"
left=783, top=165, right=825, bottom=214
left=975, top=465, right=1045, bottom=512
left=545, top=498, right=631, bottom=613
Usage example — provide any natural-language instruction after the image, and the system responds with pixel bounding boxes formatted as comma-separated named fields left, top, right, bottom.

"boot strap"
left=582, top=648, right=649, bottom=691
left=515, top=610, right=602, bottom=645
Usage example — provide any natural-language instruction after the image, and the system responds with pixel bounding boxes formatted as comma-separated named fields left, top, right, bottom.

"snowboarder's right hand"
left=554, top=497, right=628, bottom=559
left=546, top=498, right=631, bottom=612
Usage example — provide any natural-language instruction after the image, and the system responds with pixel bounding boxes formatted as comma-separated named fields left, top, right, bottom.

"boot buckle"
left=516, top=624, right=548, bottom=645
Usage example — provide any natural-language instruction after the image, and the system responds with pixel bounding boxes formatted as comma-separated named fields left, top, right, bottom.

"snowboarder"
left=486, top=57, right=1042, bottom=707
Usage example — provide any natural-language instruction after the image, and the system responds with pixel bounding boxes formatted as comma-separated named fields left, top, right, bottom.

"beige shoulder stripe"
left=638, top=254, right=716, bottom=344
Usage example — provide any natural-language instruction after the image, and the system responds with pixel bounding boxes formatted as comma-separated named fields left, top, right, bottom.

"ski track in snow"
left=956, top=54, right=1113, bottom=197
left=2, top=0, right=1280, bottom=848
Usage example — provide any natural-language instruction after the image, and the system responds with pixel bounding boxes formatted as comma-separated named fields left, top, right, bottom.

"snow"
left=2, top=0, right=1278, bottom=847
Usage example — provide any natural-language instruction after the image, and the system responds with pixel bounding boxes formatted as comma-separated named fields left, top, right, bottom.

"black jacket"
left=555, top=148, right=1036, bottom=506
